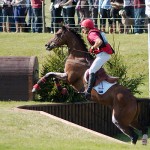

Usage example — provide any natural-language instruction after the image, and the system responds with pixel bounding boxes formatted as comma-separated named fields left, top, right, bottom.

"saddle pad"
left=93, top=80, right=117, bottom=95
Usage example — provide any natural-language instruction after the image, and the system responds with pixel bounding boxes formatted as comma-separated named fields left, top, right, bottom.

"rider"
left=80, top=18, right=114, bottom=99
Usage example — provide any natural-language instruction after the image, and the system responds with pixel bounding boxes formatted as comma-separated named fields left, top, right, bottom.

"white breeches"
left=89, top=52, right=111, bottom=74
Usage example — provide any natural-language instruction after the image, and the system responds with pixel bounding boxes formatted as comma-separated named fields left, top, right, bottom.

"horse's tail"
left=136, top=98, right=150, bottom=103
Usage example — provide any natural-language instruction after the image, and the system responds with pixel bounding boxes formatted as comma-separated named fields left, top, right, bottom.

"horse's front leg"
left=32, top=72, right=68, bottom=92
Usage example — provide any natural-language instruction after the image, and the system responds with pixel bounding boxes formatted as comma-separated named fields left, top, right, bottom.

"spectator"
left=11, top=0, right=26, bottom=32
left=26, top=0, right=34, bottom=32
left=99, top=0, right=113, bottom=33
left=2, top=0, right=15, bottom=32
left=145, top=0, right=150, bottom=23
left=60, top=0, right=76, bottom=28
left=124, top=0, right=134, bottom=19
left=75, top=0, right=81, bottom=25
left=134, top=0, right=145, bottom=34
left=31, top=0, right=43, bottom=33
left=49, top=1, right=54, bottom=33
left=76, top=0, right=90, bottom=21
left=51, top=0, right=63, bottom=32
left=110, top=0, right=124, bottom=33
left=90, top=0, right=99, bottom=28
left=0, top=5, right=3, bottom=32
left=123, top=0, right=135, bottom=33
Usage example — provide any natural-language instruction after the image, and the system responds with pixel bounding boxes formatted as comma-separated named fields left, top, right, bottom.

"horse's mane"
left=61, top=26, right=94, bottom=60
left=68, top=28, right=88, bottom=52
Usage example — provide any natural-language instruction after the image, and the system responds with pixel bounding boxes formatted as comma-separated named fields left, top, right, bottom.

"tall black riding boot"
left=85, top=73, right=96, bottom=100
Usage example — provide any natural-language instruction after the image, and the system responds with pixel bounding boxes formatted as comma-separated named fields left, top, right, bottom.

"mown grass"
left=0, top=33, right=149, bottom=149
left=0, top=101, right=150, bottom=150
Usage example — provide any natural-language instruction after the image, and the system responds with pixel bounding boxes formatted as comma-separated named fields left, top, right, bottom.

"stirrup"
left=131, top=134, right=138, bottom=145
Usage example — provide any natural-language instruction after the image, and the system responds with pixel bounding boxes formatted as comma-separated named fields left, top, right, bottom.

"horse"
left=32, top=26, right=149, bottom=145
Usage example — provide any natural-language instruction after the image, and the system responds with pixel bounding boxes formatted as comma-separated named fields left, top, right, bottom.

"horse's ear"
left=74, top=28, right=80, bottom=33
left=62, top=25, right=67, bottom=31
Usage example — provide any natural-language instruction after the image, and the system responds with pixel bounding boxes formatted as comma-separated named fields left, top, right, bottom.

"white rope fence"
left=148, top=24, right=150, bottom=96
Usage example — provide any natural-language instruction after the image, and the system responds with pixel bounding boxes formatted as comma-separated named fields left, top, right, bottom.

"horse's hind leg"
left=112, top=117, right=138, bottom=144
left=32, top=72, right=68, bottom=92
left=131, top=120, right=148, bottom=145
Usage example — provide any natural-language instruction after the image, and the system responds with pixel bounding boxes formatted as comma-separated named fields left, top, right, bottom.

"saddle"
left=85, top=68, right=119, bottom=87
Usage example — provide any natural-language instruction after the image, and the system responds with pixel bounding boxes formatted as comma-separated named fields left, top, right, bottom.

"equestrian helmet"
left=81, top=19, right=94, bottom=29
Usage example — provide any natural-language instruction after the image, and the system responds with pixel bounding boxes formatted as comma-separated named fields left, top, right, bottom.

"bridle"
left=45, top=30, right=66, bottom=50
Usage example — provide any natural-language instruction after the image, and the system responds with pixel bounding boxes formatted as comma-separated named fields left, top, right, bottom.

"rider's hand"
left=89, top=46, right=94, bottom=53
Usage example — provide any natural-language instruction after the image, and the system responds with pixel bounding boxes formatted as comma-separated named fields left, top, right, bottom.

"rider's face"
left=81, top=27, right=89, bottom=34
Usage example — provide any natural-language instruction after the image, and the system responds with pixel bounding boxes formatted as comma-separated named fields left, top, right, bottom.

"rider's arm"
left=91, top=38, right=103, bottom=50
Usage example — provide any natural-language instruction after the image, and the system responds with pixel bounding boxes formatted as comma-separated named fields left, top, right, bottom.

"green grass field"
left=0, top=101, right=150, bottom=150
left=0, top=33, right=149, bottom=149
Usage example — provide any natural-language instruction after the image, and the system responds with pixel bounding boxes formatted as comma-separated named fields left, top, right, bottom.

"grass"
left=0, top=33, right=50, bottom=70
left=0, top=101, right=150, bottom=150
left=0, top=33, right=149, bottom=149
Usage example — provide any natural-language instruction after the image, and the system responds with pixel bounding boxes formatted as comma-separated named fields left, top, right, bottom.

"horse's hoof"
left=32, top=84, right=40, bottom=93
left=131, top=134, right=139, bottom=145
left=142, top=134, right=148, bottom=145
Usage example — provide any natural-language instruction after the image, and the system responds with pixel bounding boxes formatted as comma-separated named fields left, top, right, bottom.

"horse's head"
left=45, top=26, right=69, bottom=51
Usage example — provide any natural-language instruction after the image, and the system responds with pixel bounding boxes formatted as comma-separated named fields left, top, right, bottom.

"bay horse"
left=32, top=26, right=149, bottom=145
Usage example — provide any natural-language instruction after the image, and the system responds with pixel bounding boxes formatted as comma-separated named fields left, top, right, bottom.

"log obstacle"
left=0, top=56, right=39, bottom=100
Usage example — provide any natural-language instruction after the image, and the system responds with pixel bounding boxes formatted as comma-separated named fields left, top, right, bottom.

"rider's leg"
left=85, top=52, right=111, bottom=99
left=86, top=73, right=96, bottom=94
